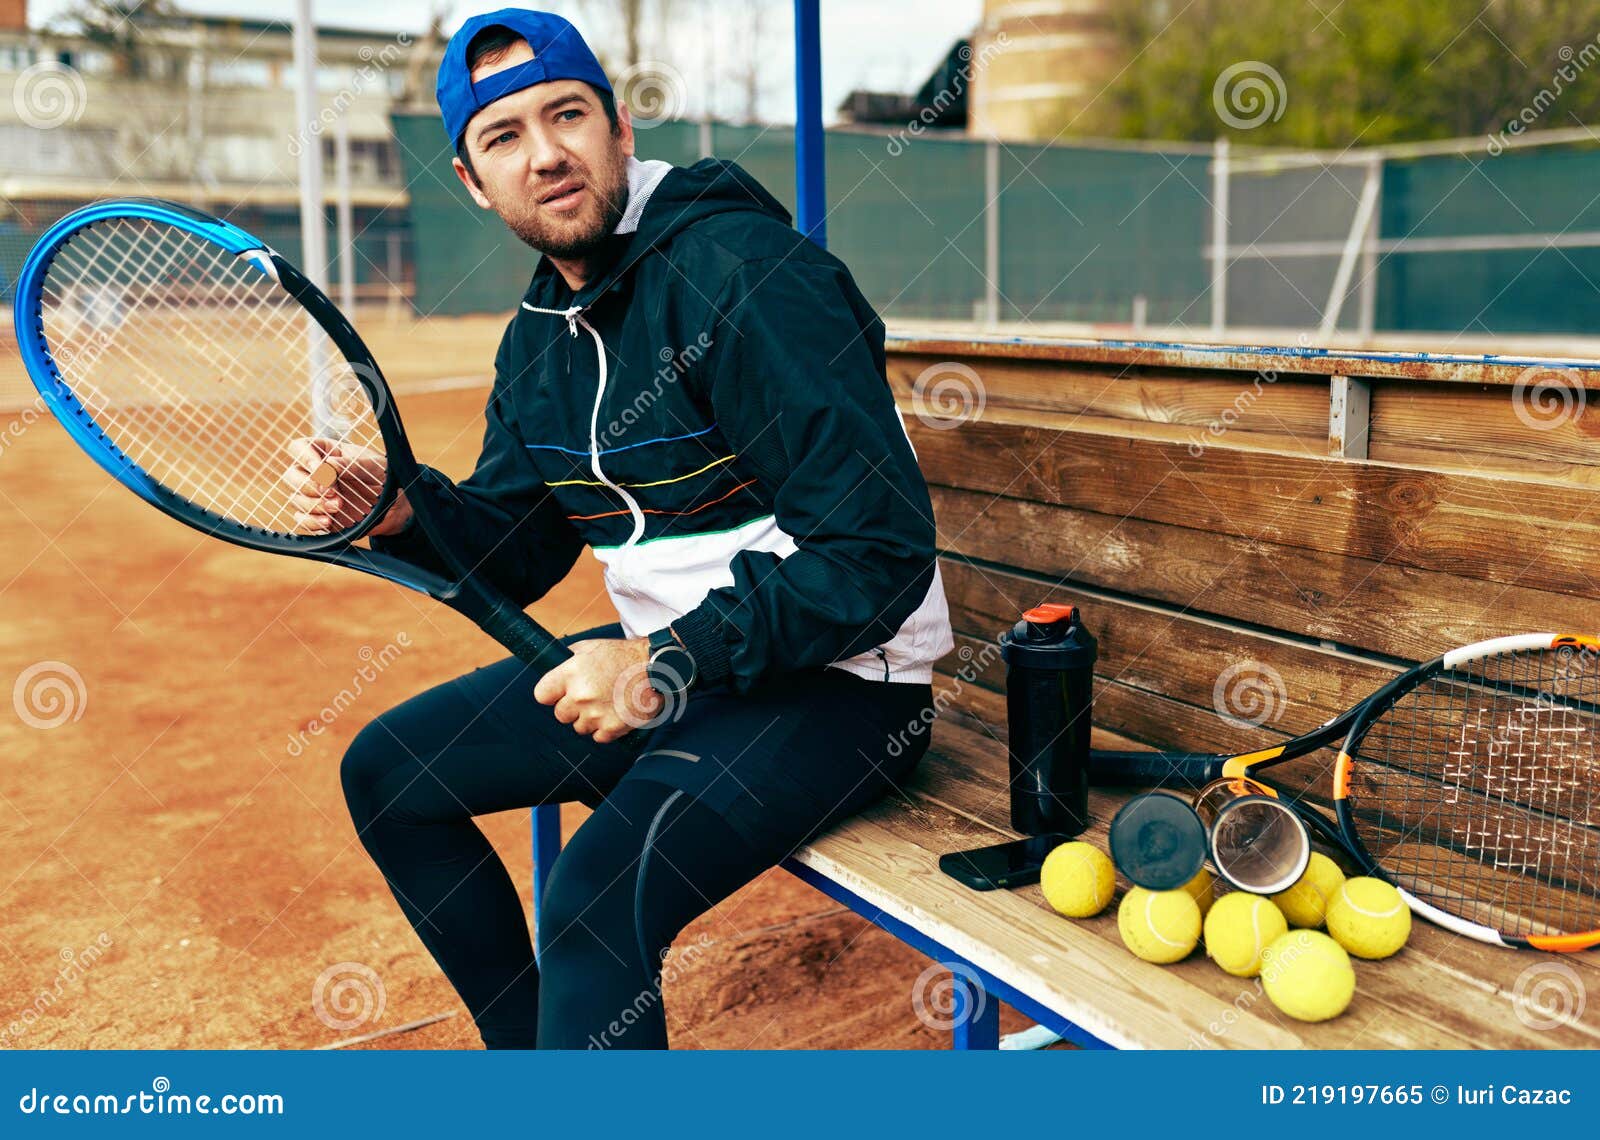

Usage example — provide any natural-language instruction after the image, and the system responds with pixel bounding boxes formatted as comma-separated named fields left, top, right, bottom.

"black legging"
left=340, top=624, right=933, bottom=1049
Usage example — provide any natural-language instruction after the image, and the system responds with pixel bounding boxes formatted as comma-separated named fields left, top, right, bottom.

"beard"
left=489, top=144, right=630, bottom=260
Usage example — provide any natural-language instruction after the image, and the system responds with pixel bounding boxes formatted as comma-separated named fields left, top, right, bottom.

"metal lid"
left=1109, top=792, right=1207, bottom=890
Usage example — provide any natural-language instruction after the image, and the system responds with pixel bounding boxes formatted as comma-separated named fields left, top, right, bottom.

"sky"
left=25, top=0, right=984, bottom=124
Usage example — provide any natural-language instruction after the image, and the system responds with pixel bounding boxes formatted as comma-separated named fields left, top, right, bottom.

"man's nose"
left=524, top=130, right=567, bottom=178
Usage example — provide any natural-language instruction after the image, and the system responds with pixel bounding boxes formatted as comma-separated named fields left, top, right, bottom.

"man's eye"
left=486, top=131, right=514, bottom=149
left=557, top=109, right=582, bottom=122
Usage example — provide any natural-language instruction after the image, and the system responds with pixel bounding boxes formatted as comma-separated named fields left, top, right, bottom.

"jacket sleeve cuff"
left=672, top=606, right=733, bottom=690
left=369, top=467, right=448, bottom=565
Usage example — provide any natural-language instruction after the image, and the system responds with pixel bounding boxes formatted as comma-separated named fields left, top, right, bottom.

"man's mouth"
left=540, top=181, right=585, bottom=210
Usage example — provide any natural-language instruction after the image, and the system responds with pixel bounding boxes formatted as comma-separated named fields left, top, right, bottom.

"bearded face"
left=478, top=136, right=630, bottom=260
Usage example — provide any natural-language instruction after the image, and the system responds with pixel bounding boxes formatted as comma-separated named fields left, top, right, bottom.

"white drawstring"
left=521, top=300, right=584, bottom=337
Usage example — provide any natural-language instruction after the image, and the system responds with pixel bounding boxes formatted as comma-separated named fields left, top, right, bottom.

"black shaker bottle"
left=999, top=603, right=1097, bottom=836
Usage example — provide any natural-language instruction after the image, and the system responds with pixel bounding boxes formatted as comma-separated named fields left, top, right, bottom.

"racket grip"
left=1089, top=749, right=1221, bottom=790
left=476, top=596, right=573, bottom=673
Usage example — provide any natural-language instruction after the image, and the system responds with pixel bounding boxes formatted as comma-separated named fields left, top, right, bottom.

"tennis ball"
left=1118, top=886, right=1202, bottom=964
left=1260, top=930, right=1356, bottom=1022
left=1204, top=891, right=1288, bottom=977
left=1271, top=852, right=1345, bottom=928
left=1040, top=841, right=1116, bottom=918
left=1182, top=867, right=1215, bottom=918
left=1326, top=877, right=1411, bottom=959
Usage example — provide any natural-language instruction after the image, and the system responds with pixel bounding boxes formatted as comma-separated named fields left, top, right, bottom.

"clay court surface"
left=0, top=313, right=1036, bottom=1050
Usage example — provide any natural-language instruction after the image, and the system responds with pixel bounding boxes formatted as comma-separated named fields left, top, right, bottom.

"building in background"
left=969, top=0, right=1116, bottom=140
left=835, top=39, right=970, bottom=132
left=0, top=0, right=435, bottom=303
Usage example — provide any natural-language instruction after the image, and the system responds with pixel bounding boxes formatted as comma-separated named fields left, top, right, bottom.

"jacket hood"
left=525, top=157, right=792, bottom=309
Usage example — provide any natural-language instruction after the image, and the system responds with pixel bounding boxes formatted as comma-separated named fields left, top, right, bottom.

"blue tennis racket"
left=14, top=197, right=571, bottom=672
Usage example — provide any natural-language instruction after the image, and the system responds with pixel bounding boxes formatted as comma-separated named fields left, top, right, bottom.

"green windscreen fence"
left=392, top=109, right=1600, bottom=338
left=1377, top=148, right=1600, bottom=334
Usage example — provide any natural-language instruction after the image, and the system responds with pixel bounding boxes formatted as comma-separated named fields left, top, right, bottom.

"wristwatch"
left=646, top=626, right=697, bottom=702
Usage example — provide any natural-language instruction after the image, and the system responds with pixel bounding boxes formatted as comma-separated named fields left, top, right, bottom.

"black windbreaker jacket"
left=377, top=156, right=953, bottom=693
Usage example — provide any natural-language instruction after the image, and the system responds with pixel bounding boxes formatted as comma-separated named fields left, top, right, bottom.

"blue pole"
left=793, top=0, right=826, bottom=248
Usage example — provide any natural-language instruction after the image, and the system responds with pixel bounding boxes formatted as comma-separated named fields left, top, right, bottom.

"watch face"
left=648, top=644, right=696, bottom=699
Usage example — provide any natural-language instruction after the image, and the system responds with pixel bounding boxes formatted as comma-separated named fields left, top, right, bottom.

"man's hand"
left=534, top=637, right=661, bottom=743
left=282, top=437, right=410, bottom=536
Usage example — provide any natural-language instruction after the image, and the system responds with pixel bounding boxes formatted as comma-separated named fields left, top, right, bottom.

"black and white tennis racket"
left=14, top=197, right=570, bottom=673
left=1091, top=634, right=1600, bottom=951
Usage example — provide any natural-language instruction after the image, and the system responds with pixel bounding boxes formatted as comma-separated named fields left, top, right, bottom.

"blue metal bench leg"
left=951, top=972, right=1000, bottom=1050
left=530, top=803, right=562, bottom=966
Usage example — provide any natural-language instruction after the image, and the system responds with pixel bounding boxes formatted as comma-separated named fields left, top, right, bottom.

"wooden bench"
left=537, top=333, right=1600, bottom=1049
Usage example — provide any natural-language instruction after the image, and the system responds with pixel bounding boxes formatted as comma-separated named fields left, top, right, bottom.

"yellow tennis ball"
left=1326, top=877, right=1411, bottom=959
left=1040, top=841, right=1116, bottom=918
left=1271, top=851, right=1346, bottom=927
left=1260, top=930, right=1356, bottom=1022
left=1303, top=851, right=1346, bottom=906
left=1118, top=886, right=1202, bottom=964
left=1182, top=867, right=1215, bottom=918
left=1204, top=891, right=1288, bottom=977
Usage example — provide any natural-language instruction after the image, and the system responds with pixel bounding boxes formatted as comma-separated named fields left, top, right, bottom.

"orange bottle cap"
left=1021, top=602, right=1076, bottom=624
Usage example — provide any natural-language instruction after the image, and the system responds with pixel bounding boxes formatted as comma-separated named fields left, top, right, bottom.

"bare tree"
left=50, top=0, right=212, bottom=187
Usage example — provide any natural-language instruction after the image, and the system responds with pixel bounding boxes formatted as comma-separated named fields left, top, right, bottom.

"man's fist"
left=534, top=637, right=662, bottom=743
left=282, top=437, right=409, bottom=535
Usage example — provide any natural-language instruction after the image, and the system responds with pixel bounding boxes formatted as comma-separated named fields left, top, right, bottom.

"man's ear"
left=614, top=101, right=637, bottom=160
left=452, top=155, right=493, bottom=209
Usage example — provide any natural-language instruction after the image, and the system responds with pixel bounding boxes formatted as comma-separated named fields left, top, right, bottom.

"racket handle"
left=476, top=595, right=574, bottom=673
left=1089, top=749, right=1223, bottom=790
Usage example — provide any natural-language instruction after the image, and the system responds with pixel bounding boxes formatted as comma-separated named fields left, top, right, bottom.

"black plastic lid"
left=1108, top=792, right=1207, bottom=891
left=1000, top=603, right=1098, bottom=668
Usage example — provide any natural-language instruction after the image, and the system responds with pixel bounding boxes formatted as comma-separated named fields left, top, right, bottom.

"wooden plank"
left=888, top=354, right=1330, bottom=455
left=940, top=559, right=1396, bottom=731
left=1370, top=380, right=1600, bottom=478
left=909, top=417, right=1600, bottom=602
left=930, top=486, right=1600, bottom=665
left=896, top=720, right=1600, bottom=1047
left=886, top=333, right=1600, bottom=388
left=796, top=793, right=1320, bottom=1048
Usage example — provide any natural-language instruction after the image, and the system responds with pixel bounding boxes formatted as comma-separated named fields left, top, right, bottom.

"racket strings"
left=38, top=217, right=387, bottom=538
left=49, top=234, right=277, bottom=500
left=1349, top=646, right=1600, bottom=938
left=54, top=225, right=337, bottom=523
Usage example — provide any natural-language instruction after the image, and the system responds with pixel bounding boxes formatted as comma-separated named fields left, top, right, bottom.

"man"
left=307, top=8, right=952, bottom=1049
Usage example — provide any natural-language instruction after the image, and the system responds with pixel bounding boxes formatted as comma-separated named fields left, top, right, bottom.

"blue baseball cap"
left=436, top=8, right=613, bottom=149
